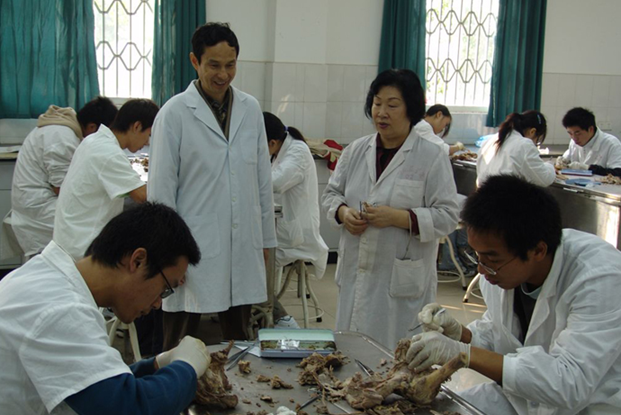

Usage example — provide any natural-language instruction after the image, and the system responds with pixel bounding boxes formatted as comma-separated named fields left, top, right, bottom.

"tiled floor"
left=280, top=263, right=487, bottom=331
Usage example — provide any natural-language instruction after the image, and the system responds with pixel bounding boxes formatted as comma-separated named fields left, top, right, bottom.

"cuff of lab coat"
left=501, top=355, right=519, bottom=394
left=327, top=202, right=345, bottom=228
left=412, top=207, right=433, bottom=242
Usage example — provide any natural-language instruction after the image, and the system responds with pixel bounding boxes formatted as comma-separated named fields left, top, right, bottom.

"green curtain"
left=151, top=0, right=206, bottom=106
left=486, top=0, right=547, bottom=127
left=0, top=0, right=100, bottom=118
left=378, top=0, right=427, bottom=90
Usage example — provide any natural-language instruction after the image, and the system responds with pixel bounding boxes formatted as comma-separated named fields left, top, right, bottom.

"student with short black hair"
left=0, top=202, right=208, bottom=415
left=53, top=98, right=159, bottom=260
left=559, top=107, right=621, bottom=177
left=406, top=175, right=621, bottom=415
left=11, top=96, right=118, bottom=258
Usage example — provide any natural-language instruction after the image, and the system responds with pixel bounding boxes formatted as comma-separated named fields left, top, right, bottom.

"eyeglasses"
left=463, top=251, right=517, bottom=276
left=160, top=269, right=175, bottom=299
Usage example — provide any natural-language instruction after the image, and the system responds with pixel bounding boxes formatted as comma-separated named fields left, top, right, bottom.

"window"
left=93, top=0, right=154, bottom=100
left=425, top=0, right=499, bottom=110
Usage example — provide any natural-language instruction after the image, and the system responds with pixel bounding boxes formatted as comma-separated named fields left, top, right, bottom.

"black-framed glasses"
left=464, top=251, right=517, bottom=276
left=160, top=269, right=175, bottom=299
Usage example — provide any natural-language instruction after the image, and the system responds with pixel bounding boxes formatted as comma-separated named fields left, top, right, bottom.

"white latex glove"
left=417, top=303, right=462, bottom=341
left=406, top=332, right=470, bottom=372
left=555, top=156, right=568, bottom=168
left=156, top=336, right=211, bottom=377
left=569, top=161, right=589, bottom=170
left=276, top=406, right=296, bottom=415
left=455, top=141, right=465, bottom=151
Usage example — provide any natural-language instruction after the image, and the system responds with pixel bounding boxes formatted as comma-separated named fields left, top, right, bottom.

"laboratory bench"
left=185, top=331, right=488, bottom=415
left=451, top=158, right=621, bottom=249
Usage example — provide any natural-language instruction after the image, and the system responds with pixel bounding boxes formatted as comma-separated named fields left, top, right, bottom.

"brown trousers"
left=162, top=304, right=252, bottom=350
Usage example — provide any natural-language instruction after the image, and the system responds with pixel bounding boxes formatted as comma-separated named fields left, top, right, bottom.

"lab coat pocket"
left=277, top=219, right=304, bottom=248
left=241, top=140, right=258, bottom=164
left=251, top=206, right=264, bottom=249
left=186, top=214, right=221, bottom=259
left=389, top=257, right=425, bottom=298
left=390, top=179, right=424, bottom=209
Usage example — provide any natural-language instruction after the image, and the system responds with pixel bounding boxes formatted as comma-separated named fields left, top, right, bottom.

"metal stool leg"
left=463, top=273, right=481, bottom=303
left=444, top=235, right=467, bottom=289
left=298, top=261, right=310, bottom=328
left=305, top=272, right=324, bottom=323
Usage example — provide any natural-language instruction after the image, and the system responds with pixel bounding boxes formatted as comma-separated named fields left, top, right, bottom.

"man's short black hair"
left=110, top=99, right=159, bottom=132
left=461, top=175, right=562, bottom=260
left=85, top=202, right=201, bottom=278
left=364, top=69, right=425, bottom=126
left=562, top=107, right=596, bottom=131
left=77, top=96, right=117, bottom=129
left=192, top=22, right=240, bottom=62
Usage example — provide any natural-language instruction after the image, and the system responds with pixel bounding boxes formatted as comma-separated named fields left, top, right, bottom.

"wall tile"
left=302, top=103, right=327, bottom=138
left=325, top=102, right=342, bottom=138
left=264, top=63, right=274, bottom=102
left=271, top=63, right=297, bottom=102
left=295, top=64, right=306, bottom=102
left=557, top=74, right=577, bottom=109
left=610, top=76, right=621, bottom=108
left=541, top=73, right=559, bottom=107
left=592, top=76, right=612, bottom=108
left=243, top=62, right=266, bottom=102
left=294, top=103, right=305, bottom=128
left=231, top=60, right=245, bottom=91
left=304, top=64, right=328, bottom=103
left=592, top=107, right=610, bottom=126
left=341, top=102, right=365, bottom=141
left=551, top=109, right=569, bottom=146
left=327, top=65, right=345, bottom=102
left=574, top=75, right=594, bottom=109
left=364, top=65, right=378, bottom=95
left=271, top=101, right=296, bottom=125
left=342, top=65, right=367, bottom=102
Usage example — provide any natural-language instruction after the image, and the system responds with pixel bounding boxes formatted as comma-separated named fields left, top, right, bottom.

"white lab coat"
left=477, top=131, right=556, bottom=187
left=11, top=125, right=80, bottom=256
left=467, top=229, right=621, bottom=415
left=322, top=130, right=459, bottom=350
left=148, top=83, right=277, bottom=313
left=414, top=119, right=450, bottom=155
left=272, top=135, right=329, bottom=278
left=562, top=128, right=621, bottom=169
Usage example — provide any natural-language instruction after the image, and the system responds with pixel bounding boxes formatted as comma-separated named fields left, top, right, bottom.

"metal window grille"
left=94, top=0, right=154, bottom=99
left=426, top=0, right=499, bottom=109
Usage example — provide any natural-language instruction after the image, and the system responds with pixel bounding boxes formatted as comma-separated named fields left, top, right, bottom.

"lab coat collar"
left=39, top=241, right=98, bottom=309
left=523, top=236, right=564, bottom=343
left=367, top=129, right=416, bottom=187
left=582, top=128, right=603, bottom=153
left=274, top=134, right=293, bottom=164
left=184, top=82, right=248, bottom=143
left=95, top=124, right=121, bottom=148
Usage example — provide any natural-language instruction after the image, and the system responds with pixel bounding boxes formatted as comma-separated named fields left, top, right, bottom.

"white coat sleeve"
left=44, top=131, right=78, bottom=187
left=412, top=152, right=459, bottom=243
left=256, top=116, right=277, bottom=248
left=147, top=108, right=181, bottom=210
left=562, top=143, right=573, bottom=162
left=603, top=138, right=621, bottom=169
left=321, top=143, right=353, bottom=228
left=466, top=309, right=496, bottom=350
left=502, top=272, right=621, bottom=409
left=519, top=143, right=556, bottom=186
left=272, top=144, right=306, bottom=194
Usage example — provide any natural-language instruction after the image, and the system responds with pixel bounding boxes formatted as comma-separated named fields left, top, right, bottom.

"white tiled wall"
left=540, top=72, right=621, bottom=145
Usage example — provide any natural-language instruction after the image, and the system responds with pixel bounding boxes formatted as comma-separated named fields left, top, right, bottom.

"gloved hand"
left=417, top=303, right=462, bottom=341
left=455, top=142, right=465, bottom=151
left=276, top=406, right=297, bottom=415
left=555, top=156, right=569, bottom=168
left=569, top=161, right=589, bottom=170
left=156, top=336, right=211, bottom=377
left=406, top=331, right=470, bottom=372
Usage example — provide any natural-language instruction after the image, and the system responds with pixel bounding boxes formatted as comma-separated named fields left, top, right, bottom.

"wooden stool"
left=106, top=316, right=142, bottom=362
left=277, top=260, right=324, bottom=328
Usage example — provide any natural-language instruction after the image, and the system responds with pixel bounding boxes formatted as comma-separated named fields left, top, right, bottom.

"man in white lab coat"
left=148, top=23, right=276, bottom=346
left=407, top=175, right=621, bottom=415
left=11, top=97, right=117, bottom=258
left=560, top=107, right=621, bottom=177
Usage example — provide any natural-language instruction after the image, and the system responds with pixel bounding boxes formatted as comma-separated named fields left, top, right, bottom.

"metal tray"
left=185, top=331, right=486, bottom=415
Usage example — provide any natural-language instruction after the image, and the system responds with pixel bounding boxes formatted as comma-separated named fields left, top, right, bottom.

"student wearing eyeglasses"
left=476, top=110, right=556, bottom=187
left=405, top=176, right=621, bottom=415
left=0, top=203, right=210, bottom=415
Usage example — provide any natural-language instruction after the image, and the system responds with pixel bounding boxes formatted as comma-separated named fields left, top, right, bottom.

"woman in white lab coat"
left=477, top=110, right=556, bottom=187
left=322, top=69, right=459, bottom=350
left=264, top=112, right=329, bottom=279
left=414, top=104, right=465, bottom=155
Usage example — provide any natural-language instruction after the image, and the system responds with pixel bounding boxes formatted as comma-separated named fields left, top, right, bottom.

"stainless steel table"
left=186, top=331, right=486, bottom=415
left=452, top=159, right=621, bottom=249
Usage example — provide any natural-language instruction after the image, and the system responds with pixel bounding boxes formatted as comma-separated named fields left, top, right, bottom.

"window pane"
left=94, top=0, right=154, bottom=99
left=426, top=0, right=499, bottom=108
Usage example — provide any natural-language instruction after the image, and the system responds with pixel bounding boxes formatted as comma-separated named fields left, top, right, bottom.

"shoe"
left=274, top=315, right=300, bottom=329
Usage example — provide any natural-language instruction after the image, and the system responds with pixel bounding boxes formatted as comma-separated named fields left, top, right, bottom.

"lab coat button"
left=361, top=237, right=366, bottom=243
left=232, top=197, right=237, bottom=202
left=233, top=224, right=238, bottom=229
